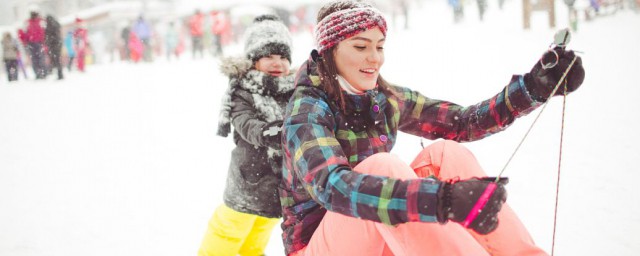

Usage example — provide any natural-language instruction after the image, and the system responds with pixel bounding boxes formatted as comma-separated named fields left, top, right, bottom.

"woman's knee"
left=412, top=140, right=485, bottom=179
left=436, top=140, right=485, bottom=179
left=433, top=140, right=468, bottom=153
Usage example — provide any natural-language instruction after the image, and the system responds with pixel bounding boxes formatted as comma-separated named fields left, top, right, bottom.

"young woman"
left=198, top=15, right=295, bottom=256
left=279, top=1, right=585, bottom=255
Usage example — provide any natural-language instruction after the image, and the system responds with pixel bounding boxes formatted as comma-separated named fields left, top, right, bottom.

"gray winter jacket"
left=217, top=57, right=295, bottom=218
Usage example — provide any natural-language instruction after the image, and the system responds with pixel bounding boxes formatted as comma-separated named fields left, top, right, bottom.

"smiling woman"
left=277, top=0, right=584, bottom=255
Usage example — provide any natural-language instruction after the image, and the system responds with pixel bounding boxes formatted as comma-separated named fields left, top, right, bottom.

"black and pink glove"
left=524, top=47, right=585, bottom=102
left=437, top=177, right=508, bottom=234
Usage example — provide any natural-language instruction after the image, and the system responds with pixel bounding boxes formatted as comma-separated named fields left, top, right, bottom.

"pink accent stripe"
left=437, top=102, right=449, bottom=123
left=462, top=182, right=497, bottom=228
left=489, top=97, right=503, bottom=128
left=406, top=180, right=421, bottom=222
left=304, top=157, right=348, bottom=183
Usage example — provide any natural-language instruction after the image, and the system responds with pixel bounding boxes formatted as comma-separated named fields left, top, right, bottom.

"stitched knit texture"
left=243, top=14, right=292, bottom=62
left=314, top=7, right=387, bottom=54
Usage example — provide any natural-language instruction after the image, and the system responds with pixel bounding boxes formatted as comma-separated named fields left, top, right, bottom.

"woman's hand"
left=524, top=47, right=585, bottom=102
left=437, top=177, right=508, bottom=234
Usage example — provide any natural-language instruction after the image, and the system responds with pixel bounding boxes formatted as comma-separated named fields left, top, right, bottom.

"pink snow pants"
left=293, top=140, right=548, bottom=256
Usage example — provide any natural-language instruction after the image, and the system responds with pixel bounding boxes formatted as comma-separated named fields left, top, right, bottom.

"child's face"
left=255, top=55, right=291, bottom=77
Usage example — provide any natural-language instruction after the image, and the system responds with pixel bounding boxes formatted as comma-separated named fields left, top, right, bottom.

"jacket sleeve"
left=283, top=62, right=442, bottom=226
left=229, top=88, right=270, bottom=147
left=393, top=75, right=542, bottom=142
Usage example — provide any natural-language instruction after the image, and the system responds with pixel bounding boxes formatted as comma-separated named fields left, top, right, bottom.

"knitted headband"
left=314, top=7, right=387, bottom=54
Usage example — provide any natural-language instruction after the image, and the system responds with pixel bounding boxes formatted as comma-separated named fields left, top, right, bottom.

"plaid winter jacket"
left=279, top=58, right=542, bottom=254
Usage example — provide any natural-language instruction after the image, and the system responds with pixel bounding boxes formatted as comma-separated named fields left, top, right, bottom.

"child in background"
left=2, top=32, right=20, bottom=81
left=198, top=14, right=295, bottom=256
left=128, top=31, right=143, bottom=63
left=73, top=18, right=88, bottom=72
left=64, top=31, right=76, bottom=71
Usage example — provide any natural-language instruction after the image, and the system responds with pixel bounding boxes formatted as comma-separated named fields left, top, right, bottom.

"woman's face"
left=333, top=27, right=385, bottom=91
left=255, top=54, right=291, bottom=77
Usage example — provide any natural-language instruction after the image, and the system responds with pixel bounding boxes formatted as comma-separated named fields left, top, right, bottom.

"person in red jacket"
left=128, top=30, right=143, bottom=63
left=188, top=9, right=204, bottom=59
left=24, top=11, right=46, bottom=79
left=73, top=18, right=89, bottom=72
left=210, top=10, right=232, bottom=57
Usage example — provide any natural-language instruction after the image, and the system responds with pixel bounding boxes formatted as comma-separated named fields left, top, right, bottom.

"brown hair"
left=315, top=0, right=397, bottom=113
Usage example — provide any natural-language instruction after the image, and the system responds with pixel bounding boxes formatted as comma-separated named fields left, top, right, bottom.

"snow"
left=1, top=0, right=639, bottom=255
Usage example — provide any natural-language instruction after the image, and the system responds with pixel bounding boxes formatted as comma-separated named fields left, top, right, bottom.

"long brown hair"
left=315, top=1, right=397, bottom=113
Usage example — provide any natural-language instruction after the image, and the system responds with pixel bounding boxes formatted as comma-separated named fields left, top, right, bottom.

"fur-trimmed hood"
left=216, top=56, right=296, bottom=137
left=219, top=56, right=254, bottom=78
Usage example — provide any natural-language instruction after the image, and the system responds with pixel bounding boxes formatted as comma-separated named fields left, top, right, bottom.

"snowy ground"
left=1, top=0, right=639, bottom=255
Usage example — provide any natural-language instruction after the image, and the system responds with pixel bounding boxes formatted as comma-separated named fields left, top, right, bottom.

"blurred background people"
left=120, top=25, right=131, bottom=62
left=449, top=0, right=465, bottom=22
left=64, top=30, right=76, bottom=71
left=24, top=11, right=46, bottom=79
left=45, top=14, right=63, bottom=80
left=210, top=10, right=223, bottom=57
left=73, top=18, right=89, bottom=72
left=188, top=9, right=204, bottom=59
left=128, top=27, right=143, bottom=63
left=133, top=15, right=153, bottom=62
left=2, top=32, right=20, bottom=82
left=164, top=21, right=180, bottom=61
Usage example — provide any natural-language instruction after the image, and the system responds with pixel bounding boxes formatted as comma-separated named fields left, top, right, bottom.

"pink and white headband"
left=314, top=7, right=387, bottom=54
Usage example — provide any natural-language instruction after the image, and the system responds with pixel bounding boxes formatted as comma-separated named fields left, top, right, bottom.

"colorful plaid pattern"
left=314, top=7, right=387, bottom=54
left=279, top=59, right=542, bottom=254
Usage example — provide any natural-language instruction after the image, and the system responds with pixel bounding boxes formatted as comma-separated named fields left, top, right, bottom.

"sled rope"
left=495, top=55, right=578, bottom=256
left=495, top=55, right=578, bottom=180
left=551, top=82, right=568, bottom=256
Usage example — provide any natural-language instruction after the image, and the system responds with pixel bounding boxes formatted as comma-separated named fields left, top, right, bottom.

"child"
left=2, top=32, right=20, bottom=82
left=73, top=18, right=88, bottom=72
left=198, top=14, right=295, bottom=256
left=64, top=31, right=76, bottom=71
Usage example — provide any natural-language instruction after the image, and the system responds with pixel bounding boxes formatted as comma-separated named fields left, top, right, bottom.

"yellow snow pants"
left=198, top=204, right=280, bottom=256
